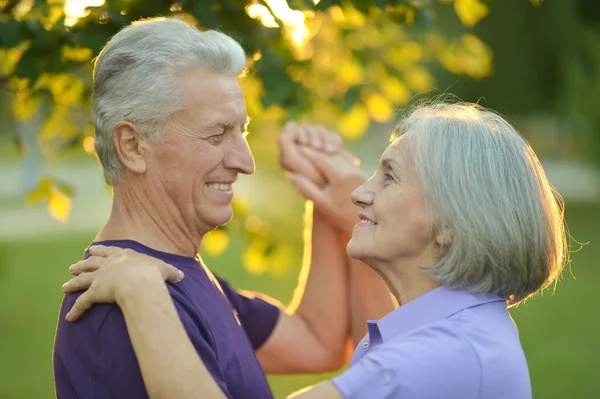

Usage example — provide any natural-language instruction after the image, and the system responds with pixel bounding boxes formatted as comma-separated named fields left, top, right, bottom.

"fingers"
left=322, top=130, right=342, bottom=154
left=299, top=147, right=338, bottom=181
left=280, top=122, right=342, bottom=153
left=158, top=263, right=185, bottom=283
left=288, top=173, right=328, bottom=209
left=68, top=256, right=105, bottom=275
left=304, top=125, right=324, bottom=150
left=62, top=272, right=95, bottom=294
left=88, top=245, right=117, bottom=258
left=66, top=291, right=94, bottom=322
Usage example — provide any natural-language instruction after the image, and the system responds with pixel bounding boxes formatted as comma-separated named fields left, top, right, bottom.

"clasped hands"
left=278, top=121, right=366, bottom=236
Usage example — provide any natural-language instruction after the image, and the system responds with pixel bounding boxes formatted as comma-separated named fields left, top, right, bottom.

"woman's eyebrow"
left=380, top=157, right=401, bottom=170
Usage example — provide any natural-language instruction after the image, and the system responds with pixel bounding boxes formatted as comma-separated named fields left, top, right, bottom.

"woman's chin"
left=346, top=239, right=369, bottom=261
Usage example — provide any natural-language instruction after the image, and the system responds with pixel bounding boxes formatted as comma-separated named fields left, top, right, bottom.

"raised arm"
left=254, top=123, right=352, bottom=373
left=290, top=147, right=395, bottom=346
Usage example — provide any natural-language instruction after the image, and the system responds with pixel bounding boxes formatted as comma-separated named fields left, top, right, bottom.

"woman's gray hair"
left=92, top=17, right=247, bottom=184
left=395, top=99, right=568, bottom=305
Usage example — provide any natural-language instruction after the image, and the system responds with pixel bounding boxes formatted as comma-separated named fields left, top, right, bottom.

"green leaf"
left=0, top=19, right=24, bottom=47
left=15, top=47, right=45, bottom=83
left=342, top=85, right=363, bottom=112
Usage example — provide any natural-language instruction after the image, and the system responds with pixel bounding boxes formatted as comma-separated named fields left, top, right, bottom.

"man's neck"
left=95, top=185, right=203, bottom=258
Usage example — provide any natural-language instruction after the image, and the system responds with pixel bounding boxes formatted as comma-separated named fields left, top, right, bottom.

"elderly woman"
left=63, top=101, right=567, bottom=399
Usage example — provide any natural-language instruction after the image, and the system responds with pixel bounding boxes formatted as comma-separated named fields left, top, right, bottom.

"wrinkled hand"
left=278, top=122, right=342, bottom=187
left=61, top=245, right=184, bottom=321
left=289, top=147, right=366, bottom=235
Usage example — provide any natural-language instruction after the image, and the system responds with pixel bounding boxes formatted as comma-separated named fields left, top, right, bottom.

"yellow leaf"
left=384, top=42, right=422, bottom=69
left=202, top=229, right=230, bottom=257
left=363, top=91, right=394, bottom=123
left=83, top=136, right=96, bottom=155
left=266, top=245, right=293, bottom=277
left=242, top=241, right=268, bottom=275
left=379, top=75, right=411, bottom=105
left=438, top=34, right=492, bottom=79
left=41, top=105, right=75, bottom=138
left=461, top=34, right=493, bottom=79
left=61, top=45, right=94, bottom=62
left=337, top=104, right=370, bottom=141
left=13, top=92, right=41, bottom=122
left=25, top=177, right=52, bottom=206
left=404, top=66, right=434, bottom=92
left=48, top=190, right=71, bottom=223
left=337, top=58, right=364, bottom=85
left=44, top=73, right=84, bottom=106
left=342, top=3, right=366, bottom=27
left=454, top=0, right=489, bottom=28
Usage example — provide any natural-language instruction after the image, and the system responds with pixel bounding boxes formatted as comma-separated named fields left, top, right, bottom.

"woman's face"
left=347, top=138, right=440, bottom=269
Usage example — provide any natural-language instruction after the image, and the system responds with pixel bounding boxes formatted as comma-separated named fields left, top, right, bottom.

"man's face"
left=145, top=68, right=254, bottom=235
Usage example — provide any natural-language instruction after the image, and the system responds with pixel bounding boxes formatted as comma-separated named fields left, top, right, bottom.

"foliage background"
left=0, top=0, right=599, bottom=397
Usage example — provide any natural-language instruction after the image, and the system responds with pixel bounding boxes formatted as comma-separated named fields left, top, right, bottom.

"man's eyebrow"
left=207, top=117, right=251, bottom=130
left=207, top=121, right=234, bottom=129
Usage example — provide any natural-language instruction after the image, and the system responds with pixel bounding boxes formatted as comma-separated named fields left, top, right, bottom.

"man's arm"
left=256, top=201, right=353, bottom=373
left=348, top=249, right=395, bottom=345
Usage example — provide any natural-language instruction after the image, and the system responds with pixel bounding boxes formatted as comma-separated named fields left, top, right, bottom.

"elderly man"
left=53, top=17, right=392, bottom=399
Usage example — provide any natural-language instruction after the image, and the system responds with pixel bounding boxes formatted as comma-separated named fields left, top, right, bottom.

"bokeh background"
left=1, top=0, right=599, bottom=398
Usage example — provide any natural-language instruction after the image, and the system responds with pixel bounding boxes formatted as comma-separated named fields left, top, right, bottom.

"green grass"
left=0, top=203, right=598, bottom=398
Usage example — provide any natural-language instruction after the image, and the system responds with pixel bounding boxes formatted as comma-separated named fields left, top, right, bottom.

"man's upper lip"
left=358, top=213, right=376, bottom=223
left=206, top=179, right=237, bottom=184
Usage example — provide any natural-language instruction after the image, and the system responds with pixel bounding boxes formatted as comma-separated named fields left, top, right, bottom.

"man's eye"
left=208, top=132, right=226, bottom=143
left=384, top=173, right=395, bottom=182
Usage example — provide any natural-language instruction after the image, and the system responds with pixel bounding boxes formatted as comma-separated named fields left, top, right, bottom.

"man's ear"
left=112, top=121, right=148, bottom=175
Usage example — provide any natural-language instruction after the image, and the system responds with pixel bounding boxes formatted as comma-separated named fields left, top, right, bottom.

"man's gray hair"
left=395, top=100, right=568, bottom=304
left=92, top=17, right=247, bottom=184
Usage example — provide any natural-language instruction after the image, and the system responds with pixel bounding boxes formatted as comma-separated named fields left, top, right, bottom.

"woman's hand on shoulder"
left=61, top=245, right=184, bottom=321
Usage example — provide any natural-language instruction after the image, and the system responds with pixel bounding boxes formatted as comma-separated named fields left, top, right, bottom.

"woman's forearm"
left=117, top=277, right=226, bottom=399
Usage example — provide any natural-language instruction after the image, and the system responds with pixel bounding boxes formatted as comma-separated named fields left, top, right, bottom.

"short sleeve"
left=54, top=294, right=234, bottom=399
left=214, top=275, right=281, bottom=350
left=332, top=325, right=481, bottom=399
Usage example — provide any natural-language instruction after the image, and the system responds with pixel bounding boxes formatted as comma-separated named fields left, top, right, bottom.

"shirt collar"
left=367, top=285, right=507, bottom=343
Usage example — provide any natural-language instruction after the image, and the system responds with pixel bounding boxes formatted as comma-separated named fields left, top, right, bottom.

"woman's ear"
left=435, top=227, right=452, bottom=247
left=112, top=121, right=147, bottom=175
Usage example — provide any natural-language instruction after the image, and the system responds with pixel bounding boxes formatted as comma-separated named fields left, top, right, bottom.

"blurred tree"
left=431, top=0, right=600, bottom=165
left=0, top=0, right=493, bottom=272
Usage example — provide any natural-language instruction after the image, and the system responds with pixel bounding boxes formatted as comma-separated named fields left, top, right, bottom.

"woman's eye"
left=384, top=172, right=395, bottom=182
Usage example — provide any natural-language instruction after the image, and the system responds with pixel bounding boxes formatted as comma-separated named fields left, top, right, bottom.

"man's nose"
left=224, top=133, right=255, bottom=175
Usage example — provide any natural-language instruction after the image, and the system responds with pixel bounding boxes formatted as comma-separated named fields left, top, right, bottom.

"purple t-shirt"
left=53, top=240, right=280, bottom=399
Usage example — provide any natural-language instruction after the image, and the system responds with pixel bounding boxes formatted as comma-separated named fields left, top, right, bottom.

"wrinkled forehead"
left=379, top=136, right=412, bottom=169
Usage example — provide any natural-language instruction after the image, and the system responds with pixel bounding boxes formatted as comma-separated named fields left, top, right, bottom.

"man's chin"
left=203, top=208, right=234, bottom=230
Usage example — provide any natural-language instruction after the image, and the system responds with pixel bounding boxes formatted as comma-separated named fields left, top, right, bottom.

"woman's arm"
left=63, top=246, right=343, bottom=399
left=118, top=276, right=227, bottom=399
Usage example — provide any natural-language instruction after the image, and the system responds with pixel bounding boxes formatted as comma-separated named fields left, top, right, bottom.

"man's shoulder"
left=56, top=292, right=121, bottom=336
left=56, top=283, right=204, bottom=336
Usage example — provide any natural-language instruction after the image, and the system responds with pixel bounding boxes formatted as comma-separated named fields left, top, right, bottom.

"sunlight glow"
left=246, top=4, right=280, bottom=28
left=264, top=0, right=310, bottom=49
left=64, top=0, right=106, bottom=26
